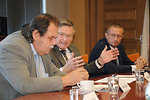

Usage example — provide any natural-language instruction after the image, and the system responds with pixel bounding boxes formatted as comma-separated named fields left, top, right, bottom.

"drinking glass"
left=108, top=77, right=119, bottom=97
left=135, top=69, right=144, bottom=84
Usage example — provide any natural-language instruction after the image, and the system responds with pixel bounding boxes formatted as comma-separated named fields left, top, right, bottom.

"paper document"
left=119, top=81, right=131, bottom=92
left=144, top=72, right=150, bottom=81
left=94, top=84, right=108, bottom=91
left=119, top=78, right=136, bottom=83
left=115, top=75, right=135, bottom=78
left=119, top=90, right=130, bottom=100
left=95, top=77, right=109, bottom=83
left=95, top=75, right=136, bottom=84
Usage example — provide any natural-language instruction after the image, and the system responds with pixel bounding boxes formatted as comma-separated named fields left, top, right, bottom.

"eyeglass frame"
left=107, top=33, right=124, bottom=39
left=58, top=31, right=74, bottom=38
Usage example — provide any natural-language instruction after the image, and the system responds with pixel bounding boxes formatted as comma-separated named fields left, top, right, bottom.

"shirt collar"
left=30, top=43, right=38, bottom=55
left=109, top=45, right=118, bottom=50
left=58, top=48, right=69, bottom=52
left=110, top=45, right=114, bottom=49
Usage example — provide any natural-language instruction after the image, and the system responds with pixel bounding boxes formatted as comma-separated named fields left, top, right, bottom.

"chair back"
left=81, top=54, right=89, bottom=63
left=127, top=53, right=140, bottom=62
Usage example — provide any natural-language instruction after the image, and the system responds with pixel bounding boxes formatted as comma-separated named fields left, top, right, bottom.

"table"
left=14, top=74, right=148, bottom=100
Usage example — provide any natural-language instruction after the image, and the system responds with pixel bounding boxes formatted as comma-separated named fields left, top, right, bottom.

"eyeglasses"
left=107, top=33, right=123, bottom=39
left=58, top=32, right=73, bottom=38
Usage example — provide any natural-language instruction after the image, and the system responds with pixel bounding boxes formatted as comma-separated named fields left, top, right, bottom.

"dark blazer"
left=50, top=44, right=81, bottom=69
left=50, top=44, right=105, bottom=77
left=89, top=38, right=134, bottom=75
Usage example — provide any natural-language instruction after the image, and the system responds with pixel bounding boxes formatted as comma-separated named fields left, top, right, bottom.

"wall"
left=0, top=0, right=7, bottom=17
left=46, top=0, right=69, bottom=19
left=7, top=0, right=25, bottom=34
left=0, top=0, right=42, bottom=34
left=69, top=0, right=86, bottom=55
left=46, top=0, right=86, bottom=55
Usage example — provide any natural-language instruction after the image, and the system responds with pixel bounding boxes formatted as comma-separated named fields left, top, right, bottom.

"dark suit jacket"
left=89, top=38, right=134, bottom=75
left=50, top=44, right=81, bottom=69
left=50, top=44, right=105, bottom=77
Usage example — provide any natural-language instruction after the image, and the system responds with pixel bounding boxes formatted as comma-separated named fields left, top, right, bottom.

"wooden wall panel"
left=104, top=0, right=137, bottom=10
left=90, top=0, right=97, bottom=50
left=104, top=21, right=136, bottom=30
left=105, top=10, right=137, bottom=20
left=124, top=30, right=136, bottom=39
left=85, top=0, right=146, bottom=55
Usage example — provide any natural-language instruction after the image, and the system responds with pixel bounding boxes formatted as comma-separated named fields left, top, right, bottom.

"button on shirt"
left=31, top=44, right=49, bottom=78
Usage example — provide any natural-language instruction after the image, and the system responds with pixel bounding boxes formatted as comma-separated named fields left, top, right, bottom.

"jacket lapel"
left=53, top=46, right=66, bottom=66
left=41, top=55, right=51, bottom=76
left=28, top=45, right=37, bottom=77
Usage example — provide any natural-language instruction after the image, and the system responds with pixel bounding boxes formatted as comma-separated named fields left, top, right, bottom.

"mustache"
left=49, top=45, right=54, bottom=49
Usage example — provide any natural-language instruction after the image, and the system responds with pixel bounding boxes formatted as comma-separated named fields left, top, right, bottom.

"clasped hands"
left=134, top=57, right=147, bottom=69
left=98, top=46, right=147, bottom=69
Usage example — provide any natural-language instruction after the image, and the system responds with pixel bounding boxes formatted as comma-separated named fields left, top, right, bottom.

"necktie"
left=60, top=50, right=68, bottom=61
left=115, top=58, right=119, bottom=65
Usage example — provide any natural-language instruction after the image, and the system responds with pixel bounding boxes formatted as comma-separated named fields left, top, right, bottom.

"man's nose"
left=114, top=36, right=118, bottom=40
left=62, top=35, right=68, bottom=41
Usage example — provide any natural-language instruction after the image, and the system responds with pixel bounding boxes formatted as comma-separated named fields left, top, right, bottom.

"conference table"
left=14, top=73, right=148, bottom=100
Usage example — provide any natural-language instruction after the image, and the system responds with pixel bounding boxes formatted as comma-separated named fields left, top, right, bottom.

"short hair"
left=22, top=24, right=30, bottom=41
left=58, top=19, right=75, bottom=34
left=106, top=23, right=124, bottom=34
left=59, top=19, right=74, bottom=27
left=22, top=13, right=59, bottom=43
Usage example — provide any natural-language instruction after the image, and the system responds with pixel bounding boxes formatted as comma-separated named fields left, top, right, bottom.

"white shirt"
left=59, top=48, right=72, bottom=62
left=30, top=44, right=49, bottom=78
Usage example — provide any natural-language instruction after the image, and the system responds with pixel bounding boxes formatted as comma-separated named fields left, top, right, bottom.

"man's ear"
left=105, top=32, right=110, bottom=40
left=32, top=30, right=40, bottom=40
left=105, top=32, right=108, bottom=38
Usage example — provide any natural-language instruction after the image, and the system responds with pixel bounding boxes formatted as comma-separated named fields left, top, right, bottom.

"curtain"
left=141, top=0, right=149, bottom=65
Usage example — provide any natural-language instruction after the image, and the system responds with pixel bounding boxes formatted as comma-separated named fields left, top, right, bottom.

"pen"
left=112, top=74, right=117, bottom=77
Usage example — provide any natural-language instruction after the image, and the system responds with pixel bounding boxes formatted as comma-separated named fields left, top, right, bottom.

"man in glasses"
left=89, top=23, right=147, bottom=75
left=50, top=19, right=119, bottom=77
left=0, top=14, right=89, bottom=100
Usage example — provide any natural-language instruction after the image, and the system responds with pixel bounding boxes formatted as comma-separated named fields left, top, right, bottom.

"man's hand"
left=61, top=67, right=89, bottom=87
left=97, top=45, right=119, bottom=66
left=135, top=57, right=147, bottom=69
left=62, top=53, right=85, bottom=73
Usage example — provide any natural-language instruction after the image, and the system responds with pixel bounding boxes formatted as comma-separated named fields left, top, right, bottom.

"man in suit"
left=50, top=19, right=119, bottom=76
left=0, top=13, right=89, bottom=100
left=89, top=23, right=147, bottom=75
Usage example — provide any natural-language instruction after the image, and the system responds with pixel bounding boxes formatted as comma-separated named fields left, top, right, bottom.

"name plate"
left=144, top=72, right=150, bottom=81
left=83, top=92, right=99, bottom=100
left=119, top=81, right=131, bottom=92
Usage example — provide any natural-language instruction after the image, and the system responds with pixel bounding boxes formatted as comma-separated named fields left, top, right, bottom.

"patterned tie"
left=60, top=50, right=68, bottom=61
